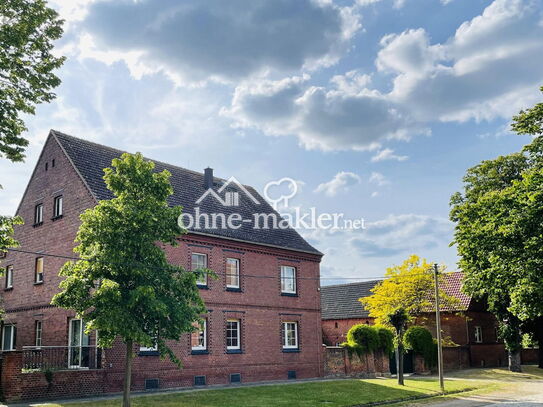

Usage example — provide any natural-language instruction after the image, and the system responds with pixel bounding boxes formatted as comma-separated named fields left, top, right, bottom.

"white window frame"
left=280, top=266, right=296, bottom=294
left=474, top=326, right=483, bottom=343
left=35, top=320, right=43, bottom=347
left=1, top=324, right=16, bottom=351
left=68, top=319, right=90, bottom=368
left=139, top=344, right=158, bottom=352
left=282, top=322, right=299, bottom=349
left=226, top=319, right=240, bottom=350
left=35, top=257, right=44, bottom=283
left=226, top=258, right=240, bottom=289
left=34, top=203, right=43, bottom=224
left=191, top=320, right=207, bottom=351
left=191, top=253, right=208, bottom=286
left=54, top=195, right=63, bottom=217
left=5, top=265, right=13, bottom=288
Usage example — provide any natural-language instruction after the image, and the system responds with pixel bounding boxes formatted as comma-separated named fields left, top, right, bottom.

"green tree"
left=0, top=214, right=23, bottom=319
left=404, top=326, right=437, bottom=369
left=1, top=0, right=65, bottom=162
left=52, top=153, right=207, bottom=407
left=450, top=87, right=543, bottom=370
left=360, top=255, right=458, bottom=326
left=386, top=308, right=409, bottom=385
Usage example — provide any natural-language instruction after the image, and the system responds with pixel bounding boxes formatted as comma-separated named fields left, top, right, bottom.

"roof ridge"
left=321, top=279, right=383, bottom=288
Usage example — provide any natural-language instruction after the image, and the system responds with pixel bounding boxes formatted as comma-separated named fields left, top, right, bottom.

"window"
left=52, top=159, right=55, bottom=168
left=282, top=322, right=299, bottom=349
left=2, top=325, right=16, bottom=351
left=34, top=203, right=43, bottom=225
left=5, top=265, right=13, bottom=288
left=280, top=266, right=296, bottom=294
left=191, top=320, right=207, bottom=351
left=192, top=253, right=208, bottom=286
left=35, top=257, right=44, bottom=283
left=69, top=319, right=90, bottom=368
left=226, top=258, right=240, bottom=289
left=139, top=344, right=158, bottom=352
left=35, top=321, right=43, bottom=347
left=474, top=326, right=483, bottom=343
left=53, top=196, right=63, bottom=218
left=226, top=319, right=240, bottom=350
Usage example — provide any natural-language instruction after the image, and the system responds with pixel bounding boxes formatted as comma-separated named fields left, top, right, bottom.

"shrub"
left=375, top=326, right=394, bottom=355
left=403, top=326, right=437, bottom=367
left=343, top=324, right=380, bottom=358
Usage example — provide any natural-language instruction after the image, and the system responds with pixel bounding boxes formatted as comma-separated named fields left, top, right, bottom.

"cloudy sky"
left=1, top=0, right=541, bottom=284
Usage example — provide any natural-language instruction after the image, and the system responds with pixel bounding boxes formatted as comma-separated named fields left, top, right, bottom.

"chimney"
left=204, top=167, right=214, bottom=189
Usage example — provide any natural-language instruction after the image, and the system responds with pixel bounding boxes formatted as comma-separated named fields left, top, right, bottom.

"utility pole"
left=434, top=263, right=445, bottom=392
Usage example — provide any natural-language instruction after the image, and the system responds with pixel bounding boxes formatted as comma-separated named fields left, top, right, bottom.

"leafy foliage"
left=403, top=326, right=437, bottom=368
left=52, top=152, right=207, bottom=365
left=375, top=326, right=395, bottom=355
left=0, top=0, right=65, bottom=162
left=360, top=255, right=458, bottom=326
left=343, top=324, right=380, bottom=358
left=450, top=89, right=543, bottom=362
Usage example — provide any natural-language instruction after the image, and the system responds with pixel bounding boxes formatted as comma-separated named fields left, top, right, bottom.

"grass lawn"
left=37, top=378, right=482, bottom=407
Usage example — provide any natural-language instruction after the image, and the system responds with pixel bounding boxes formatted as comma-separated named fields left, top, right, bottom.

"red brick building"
left=321, top=272, right=507, bottom=369
left=0, top=130, right=323, bottom=400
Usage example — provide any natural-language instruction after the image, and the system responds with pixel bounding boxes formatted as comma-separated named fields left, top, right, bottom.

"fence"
left=22, top=346, right=102, bottom=371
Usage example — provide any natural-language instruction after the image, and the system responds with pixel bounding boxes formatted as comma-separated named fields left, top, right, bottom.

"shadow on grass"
left=42, top=378, right=474, bottom=407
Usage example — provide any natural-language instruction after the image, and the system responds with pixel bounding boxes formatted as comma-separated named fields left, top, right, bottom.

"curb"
left=349, top=387, right=477, bottom=407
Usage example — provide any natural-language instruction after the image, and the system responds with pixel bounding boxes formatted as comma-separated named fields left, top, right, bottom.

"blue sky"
left=1, top=0, right=541, bottom=284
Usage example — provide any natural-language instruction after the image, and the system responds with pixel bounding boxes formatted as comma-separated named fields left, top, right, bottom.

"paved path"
left=423, top=381, right=543, bottom=407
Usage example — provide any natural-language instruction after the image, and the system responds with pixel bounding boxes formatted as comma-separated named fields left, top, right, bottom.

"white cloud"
left=77, top=0, right=360, bottom=84
left=349, top=214, right=453, bottom=257
left=226, top=0, right=543, bottom=152
left=314, top=171, right=361, bottom=197
left=369, top=172, right=389, bottom=186
left=224, top=72, right=426, bottom=151
left=371, top=148, right=408, bottom=162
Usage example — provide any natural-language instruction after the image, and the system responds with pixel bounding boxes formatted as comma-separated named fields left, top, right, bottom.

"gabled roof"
left=320, top=272, right=472, bottom=320
left=51, top=130, right=321, bottom=255
left=321, top=280, right=381, bottom=320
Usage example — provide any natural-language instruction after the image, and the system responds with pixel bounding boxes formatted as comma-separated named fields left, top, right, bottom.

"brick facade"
left=0, top=133, right=323, bottom=402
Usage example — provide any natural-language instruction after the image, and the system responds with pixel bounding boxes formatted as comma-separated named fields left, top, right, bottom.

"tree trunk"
left=397, top=344, right=404, bottom=385
left=508, top=349, right=521, bottom=373
left=123, top=339, right=134, bottom=407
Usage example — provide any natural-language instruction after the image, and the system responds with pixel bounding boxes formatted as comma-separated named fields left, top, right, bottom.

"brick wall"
left=1, top=352, right=106, bottom=402
left=322, top=318, right=374, bottom=346
left=323, top=346, right=389, bottom=378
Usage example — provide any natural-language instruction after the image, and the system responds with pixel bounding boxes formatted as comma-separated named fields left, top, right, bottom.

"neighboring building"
left=321, top=272, right=507, bottom=368
left=0, top=130, right=323, bottom=400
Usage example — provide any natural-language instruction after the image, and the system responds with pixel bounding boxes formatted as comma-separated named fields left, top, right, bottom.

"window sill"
left=191, top=349, right=209, bottom=355
left=4, top=287, right=13, bottom=291
left=226, top=287, right=241, bottom=292
left=34, top=281, right=44, bottom=286
left=32, top=222, right=43, bottom=228
left=226, top=349, right=242, bottom=354
left=51, top=215, right=63, bottom=221
left=138, top=351, right=160, bottom=356
left=281, top=292, right=298, bottom=297
left=282, top=348, right=300, bottom=353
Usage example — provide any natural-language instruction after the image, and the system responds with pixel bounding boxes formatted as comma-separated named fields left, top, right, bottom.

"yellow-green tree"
left=360, top=254, right=457, bottom=326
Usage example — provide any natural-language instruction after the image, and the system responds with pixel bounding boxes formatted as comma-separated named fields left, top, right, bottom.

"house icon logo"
left=196, top=169, right=260, bottom=207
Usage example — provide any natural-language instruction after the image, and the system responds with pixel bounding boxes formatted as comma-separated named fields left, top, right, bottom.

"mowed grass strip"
left=37, top=378, right=481, bottom=407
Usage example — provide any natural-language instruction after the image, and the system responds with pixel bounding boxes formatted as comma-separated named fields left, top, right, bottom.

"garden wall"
left=323, top=346, right=389, bottom=378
